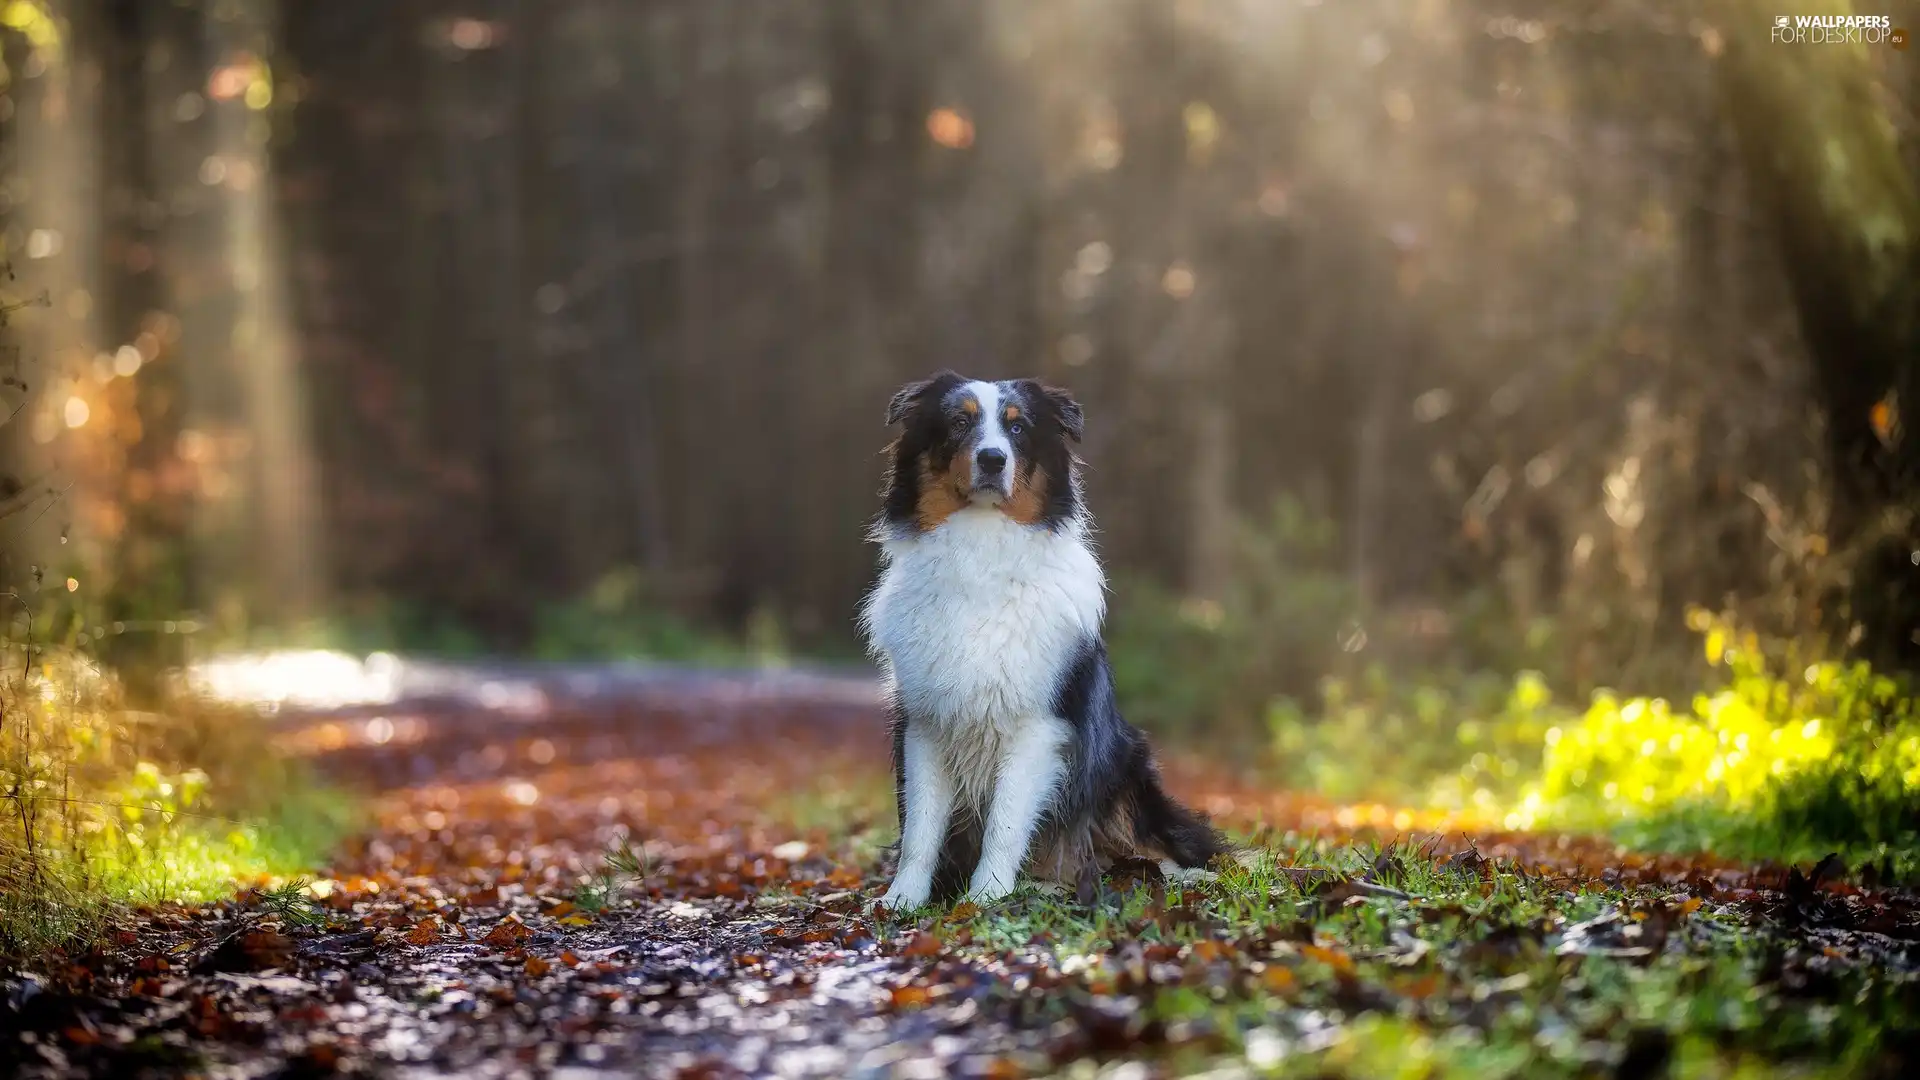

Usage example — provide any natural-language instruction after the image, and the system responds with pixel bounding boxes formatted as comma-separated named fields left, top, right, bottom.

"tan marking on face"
left=914, top=454, right=971, bottom=531
left=998, top=464, right=1049, bottom=525
left=1003, top=404, right=1022, bottom=423
left=960, top=397, right=980, bottom=416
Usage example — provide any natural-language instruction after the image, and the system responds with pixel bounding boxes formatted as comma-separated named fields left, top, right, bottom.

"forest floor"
left=3, top=665, right=1918, bottom=1079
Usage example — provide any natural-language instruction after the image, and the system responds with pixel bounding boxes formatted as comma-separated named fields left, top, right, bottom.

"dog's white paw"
left=965, top=872, right=1018, bottom=904
left=1160, top=859, right=1220, bottom=885
left=873, top=882, right=929, bottom=915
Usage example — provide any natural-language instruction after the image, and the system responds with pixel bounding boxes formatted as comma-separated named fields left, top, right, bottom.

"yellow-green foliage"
left=1268, top=607, right=1918, bottom=873
left=1517, top=690, right=1833, bottom=828
left=1510, top=612, right=1918, bottom=869
left=1, top=646, right=352, bottom=957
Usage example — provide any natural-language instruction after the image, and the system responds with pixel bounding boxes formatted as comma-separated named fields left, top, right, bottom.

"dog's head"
left=879, top=372, right=1085, bottom=533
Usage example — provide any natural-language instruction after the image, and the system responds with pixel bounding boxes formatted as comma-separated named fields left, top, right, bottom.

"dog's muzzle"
left=971, top=447, right=1009, bottom=498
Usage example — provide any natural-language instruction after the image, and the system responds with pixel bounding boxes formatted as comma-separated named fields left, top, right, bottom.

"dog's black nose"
left=976, top=448, right=1007, bottom=475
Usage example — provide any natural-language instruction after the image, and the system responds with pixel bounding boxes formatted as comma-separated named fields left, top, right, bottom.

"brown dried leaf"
left=482, top=915, right=532, bottom=950
left=1260, top=965, right=1298, bottom=994
left=901, top=932, right=943, bottom=958
left=1302, top=944, right=1356, bottom=976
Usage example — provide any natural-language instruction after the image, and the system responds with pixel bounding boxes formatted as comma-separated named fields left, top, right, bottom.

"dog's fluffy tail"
left=1128, top=761, right=1230, bottom=869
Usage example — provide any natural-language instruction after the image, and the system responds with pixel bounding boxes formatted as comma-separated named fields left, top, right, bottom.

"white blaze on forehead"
left=961, top=381, right=1002, bottom=427
left=962, top=380, right=1015, bottom=494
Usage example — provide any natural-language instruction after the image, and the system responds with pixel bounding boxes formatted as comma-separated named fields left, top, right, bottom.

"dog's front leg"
left=968, top=717, right=1068, bottom=902
left=880, top=723, right=954, bottom=912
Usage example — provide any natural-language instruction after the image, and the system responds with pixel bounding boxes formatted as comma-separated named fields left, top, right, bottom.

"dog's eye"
left=1007, top=421, right=1025, bottom=436
left=953, top=415, right=972, bottom=431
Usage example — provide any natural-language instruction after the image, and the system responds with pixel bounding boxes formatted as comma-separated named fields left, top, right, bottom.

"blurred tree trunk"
left=1111, top=0, right=1196, bottom=583
left=1352, top=239, right=1412, bottom=614
left=108, top=0, right=203, bottom=687
left=430, top=5, right=528, bottom=642
left=673, top=1, right=725, bottom=603
left=1180, top=224, right=1236, bottom=603
left=210, top=0, right=323, bottom=630
left=817, top=0, right=922, bottom=636
left=1712, top=3, right=1920, bottom=663
left=1184, top=313, right=1235, bottom=603
left=94, top=0, right=176, bottom=688
left=581, top=0, right=671, bottom=582
left=490, top=0, right=536, bottom=591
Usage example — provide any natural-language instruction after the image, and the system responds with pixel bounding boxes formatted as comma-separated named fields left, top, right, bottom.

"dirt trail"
left=4, top=661, right=1917, bottom=1079
left=8, top=665, right=1016, bottom=1079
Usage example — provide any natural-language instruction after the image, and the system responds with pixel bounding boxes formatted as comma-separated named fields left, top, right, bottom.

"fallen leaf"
left=482, top=916, right=532, bottom=949
left=1399, top=972, right=1444, bottom=999
left=901, top=932, right=943, bottom=957
left=1302, top=944, right=1356, bottom=976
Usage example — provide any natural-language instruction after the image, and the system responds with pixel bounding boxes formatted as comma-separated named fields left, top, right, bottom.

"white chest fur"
left=862, top=509, right=1106, bottom=739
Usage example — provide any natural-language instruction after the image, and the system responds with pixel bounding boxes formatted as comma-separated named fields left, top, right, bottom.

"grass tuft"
left=1, top=643, right=354, bottom=959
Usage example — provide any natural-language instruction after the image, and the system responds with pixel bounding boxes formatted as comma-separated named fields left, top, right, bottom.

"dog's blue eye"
left=1008, top=421, right=1025, bottom=436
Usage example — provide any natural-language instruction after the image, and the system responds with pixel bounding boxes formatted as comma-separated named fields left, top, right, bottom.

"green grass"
left=1, top=646, right=357, bottom=959
left=886, top=835, right=1912, bottom=1078
left=572, top=836, right=654, bottom=913
left=2, top=781, right=353, bottom=957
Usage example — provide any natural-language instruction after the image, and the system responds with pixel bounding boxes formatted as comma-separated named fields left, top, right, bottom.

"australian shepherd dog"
left=860, top=372, right=1227, bottom=910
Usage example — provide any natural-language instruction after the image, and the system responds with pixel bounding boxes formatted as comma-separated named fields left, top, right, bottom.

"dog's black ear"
left=1031, top=381, right=1085, bottom=442
left=886, top=371, right=958, bottom=426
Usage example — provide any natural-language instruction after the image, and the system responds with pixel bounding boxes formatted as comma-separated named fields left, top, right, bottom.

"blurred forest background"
left=2, top=0, right=1917, bottom=717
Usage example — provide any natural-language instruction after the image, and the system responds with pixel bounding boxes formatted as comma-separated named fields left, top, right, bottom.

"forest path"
left=6, top=657, right=1917, bottom=1079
